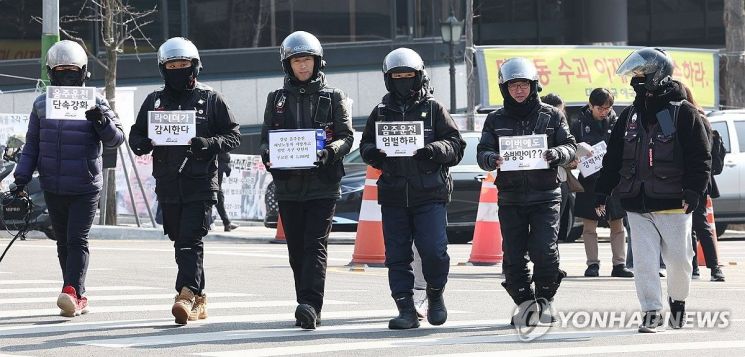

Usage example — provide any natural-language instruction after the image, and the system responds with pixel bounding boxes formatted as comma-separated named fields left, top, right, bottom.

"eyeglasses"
left=594, top=105, right=613, bottom=112
left=507, top=82, right=530, bottom=90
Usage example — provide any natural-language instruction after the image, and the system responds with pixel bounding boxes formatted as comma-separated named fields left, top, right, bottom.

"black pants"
left=278, top=199, right=335, bottom=313
left=44, top=191, right=99, bottom=297
left=499, top=202, right=561, bottom=285
left=162, top=201, right=212, bottom=294
left=381, top=203, right=450, bottom=297
left=215, top=173, right=231, bottom=226
left=691, top=196, right=719, bottom=269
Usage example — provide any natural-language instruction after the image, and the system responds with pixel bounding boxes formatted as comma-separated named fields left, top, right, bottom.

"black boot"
left=426, top=286, right=447, bottom=325
left=389, top=294, right=420, bottom=330
left=611, top=264, right=634, bottom=278
left=502, top=281, right=537, bottom=327
left=295, top=304, right=318, bottom=330
left=668, top=297, right=686, bottom=329
left=534, top=270, right=567, bottom=324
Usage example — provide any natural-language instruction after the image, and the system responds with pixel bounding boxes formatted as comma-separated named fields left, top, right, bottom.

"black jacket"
left=595, top=81, right=711, bottom=213
left=260, top=73, right=354, bottom=202
left=477, top=102, right=576, bottom=205
left=130, top=83, right=241, bottom=203
left=218, top=152, right=231, bottom=177
left=360, top=92, right=465, bottom=207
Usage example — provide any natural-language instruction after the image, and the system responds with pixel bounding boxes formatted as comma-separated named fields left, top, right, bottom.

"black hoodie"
left=595, top=81, right=711, bottom=213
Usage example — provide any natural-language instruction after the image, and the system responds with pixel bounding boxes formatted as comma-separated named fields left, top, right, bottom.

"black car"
left=264, top=132, right=486, bottom=243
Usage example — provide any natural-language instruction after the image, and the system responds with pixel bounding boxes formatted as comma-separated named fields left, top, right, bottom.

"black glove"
left=10, top=183, right=26, bottom=197
left=486, top=152, right=503, bottom=170
left=135, top=138, right=154, bottom=155
left=683, top=189, right=700, bottom=214
left=190, top=137, right=210, bottom=158
left=412, top=145, right=434, bottom=161
left=85, top=106, right=106, bottom=126
left=315, top=148, right=334, bottom=166
left=367, top=149, right=387, bottom=168
left=544, top=148, right=562, bottom=165
left=261, top=149, right=270, bottom=165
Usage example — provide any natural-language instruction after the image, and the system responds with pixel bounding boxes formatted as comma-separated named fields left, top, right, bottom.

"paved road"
left=0, top=234, right=744, bottom=356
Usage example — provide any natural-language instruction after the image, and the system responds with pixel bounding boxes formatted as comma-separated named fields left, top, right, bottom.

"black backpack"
left=711, top=129, right=726, bottom=176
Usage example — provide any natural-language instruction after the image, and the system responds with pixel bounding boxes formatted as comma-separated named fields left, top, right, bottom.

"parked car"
left=707, top=110, right=745, bottom=236
left=265, top=132, right=486, bottom=243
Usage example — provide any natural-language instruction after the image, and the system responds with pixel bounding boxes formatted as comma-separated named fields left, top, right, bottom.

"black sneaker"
left=668, top=298, right=686, bottom=329
left=611, top=264, right=634, bottom=278
left=295, top=304, right=318, bottom=330
left=638, top=311, right=664, bottom=333
left=584, top=264, right=600, bottom=277
left=710, top=267, right=725, bottom=282
left=692, top=266, right=700, bottom=280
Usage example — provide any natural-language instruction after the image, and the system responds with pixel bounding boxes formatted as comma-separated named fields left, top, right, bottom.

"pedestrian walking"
left=130, top=37, right=241, bottom=325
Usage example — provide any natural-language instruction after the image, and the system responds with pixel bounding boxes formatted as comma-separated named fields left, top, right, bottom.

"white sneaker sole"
left=57, top=294, right=88, bottom=317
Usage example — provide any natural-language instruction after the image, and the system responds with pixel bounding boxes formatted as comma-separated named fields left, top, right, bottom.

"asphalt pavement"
left=0, top=229, right=744, bottom=356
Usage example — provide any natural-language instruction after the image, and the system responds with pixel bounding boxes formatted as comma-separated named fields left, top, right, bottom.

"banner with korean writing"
left=148, top=111, right=196, bottom=146
left=0, top=113, right=30, bottom=191
left=116, top=154, right=273, bottom=221
left=475, top=46, right=718, bottom=109
left=46, top=86, right=96, bottom=120
left=375, top=121, right=424, bottom=157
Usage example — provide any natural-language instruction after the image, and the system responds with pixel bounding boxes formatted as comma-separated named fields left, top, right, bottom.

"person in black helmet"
left=260, top=31, right=353, bottom=330
left=595, top=47, right=711, bottom=333
left=360, top=48, right=465, bottom=330
left=476, top=57, right=576, bottom=327
left=130, top=37, right=241, bottom=325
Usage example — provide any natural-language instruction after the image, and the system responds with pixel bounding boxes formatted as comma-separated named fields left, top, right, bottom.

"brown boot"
left=172, top=287, right=195, bottom=325
left=189, top=292, right=208, bottom=321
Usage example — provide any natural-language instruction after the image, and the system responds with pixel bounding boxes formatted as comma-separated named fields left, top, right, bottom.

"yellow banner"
left=477, top=46, right=718, bottom=109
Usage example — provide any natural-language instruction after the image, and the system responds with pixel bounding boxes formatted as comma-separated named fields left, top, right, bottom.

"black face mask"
left=392, top=78, right=416, bottom=99
left=164, top=67, right=194, bottom=91
left=630, top=76, right=647, bottom=94
left=50, top=69, right=84, bottom=87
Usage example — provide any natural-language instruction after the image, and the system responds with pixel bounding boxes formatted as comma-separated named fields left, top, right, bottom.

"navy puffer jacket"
left=14, top=93, right=125, bottom=195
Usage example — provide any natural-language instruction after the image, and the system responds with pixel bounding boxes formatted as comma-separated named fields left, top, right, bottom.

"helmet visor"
left=616, top=51, right=658, bottom=77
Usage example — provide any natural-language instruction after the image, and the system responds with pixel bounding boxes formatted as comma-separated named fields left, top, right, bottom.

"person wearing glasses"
left=571, top=88, right=633, bottom=278
left=477, top=58, right=576, bottom=326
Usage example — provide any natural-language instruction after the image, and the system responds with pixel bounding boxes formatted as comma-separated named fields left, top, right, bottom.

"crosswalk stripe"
left=76, top=317, right=497, bottom=348
left=419, top=339, right=745, bottom=357
left=0, top=286, right=163, bottom=294
left=0, top=292, right=252, bottom=304
left=0, top=309, right=401, bottom=337
left=0, top=299, right=354, bottom=319
left=196, top=328, right=703, bottom=357
left=0, top=280, right=59, bottom=285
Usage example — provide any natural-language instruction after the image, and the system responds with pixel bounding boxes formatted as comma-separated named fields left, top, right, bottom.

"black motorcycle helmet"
left=382, top=48, right=426, bottom=94
left=616, top=47, right=673, bottom=92
left=497, top=57, right=540, bottom=101
left=280, top=31, right=324, bottom=82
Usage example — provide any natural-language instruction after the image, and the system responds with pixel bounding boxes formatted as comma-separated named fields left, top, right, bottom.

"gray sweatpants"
left=627, top=211, right=693, bottom=312
left=413, top=244, right=426, bottom=290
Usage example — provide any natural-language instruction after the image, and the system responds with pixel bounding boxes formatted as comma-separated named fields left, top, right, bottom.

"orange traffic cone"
left=272, top=216, right=286, bottom=244
left=696, top=196, right=719, bottom=266
left=466, top=172, right=503, bottom=265
left=349, top=166, right=386, bottom=270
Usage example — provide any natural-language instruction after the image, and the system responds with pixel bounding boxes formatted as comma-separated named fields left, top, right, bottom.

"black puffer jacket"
left=595, top=81, right=711, bottom=213
left=360, top=92, right=465, bottom=207
left=477, top=102, right=576, bottom=205
left=260, top=73, right=354, bottom=202
left=130, top=83, right=241, bottom=203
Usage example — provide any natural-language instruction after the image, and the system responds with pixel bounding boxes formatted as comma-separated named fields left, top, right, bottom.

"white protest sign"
left=45, top=86, right=96, bottom=120
left=579, top=141, right=607, bottom=177
left=148, top=111, right=196, bottom=146
left=499, top=134, right=548, bottom=171
left=269, top=129, right=323, bottom=169
left=375, top=121, right=424, bottom=157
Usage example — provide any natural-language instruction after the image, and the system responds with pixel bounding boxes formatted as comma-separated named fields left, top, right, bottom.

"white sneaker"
left=413, top=289, right=428, bottom=320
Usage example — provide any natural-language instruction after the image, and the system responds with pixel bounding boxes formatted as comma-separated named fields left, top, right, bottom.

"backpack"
left=711, top=129, right=726, bottom=176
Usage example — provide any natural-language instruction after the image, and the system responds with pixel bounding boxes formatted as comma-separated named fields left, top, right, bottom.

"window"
left=710, top=121, right=730, bottom=153
left=734, top=121, right=745, bottom=153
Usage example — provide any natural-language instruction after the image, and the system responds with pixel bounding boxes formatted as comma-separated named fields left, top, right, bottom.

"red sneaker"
left=57, top=286, right=89, bottom=317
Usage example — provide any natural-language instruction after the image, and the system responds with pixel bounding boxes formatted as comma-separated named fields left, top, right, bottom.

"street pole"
left=465, top=0, right=475, bottom=131
left=449, top=41, right=456, bottom=114
left=41, top=0, right=60, bottom=86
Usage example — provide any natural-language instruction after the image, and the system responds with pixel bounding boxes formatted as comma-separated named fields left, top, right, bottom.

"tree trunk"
left=103, top=0, right=118, bottom=225
left=724, top=0, right=745, bottom=108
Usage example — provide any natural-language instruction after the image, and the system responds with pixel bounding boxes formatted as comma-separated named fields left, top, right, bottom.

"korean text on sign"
left=375, top=121, right=424, bottom=157
left=148, top=110, right=196, bottom=146
left=579, top=141, right=607, bottom=177
left=498, top=134, right=548, bottom=171
left=269, top=129, right=322, bottom=169
left=45, top=86, right=96, bottom=120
